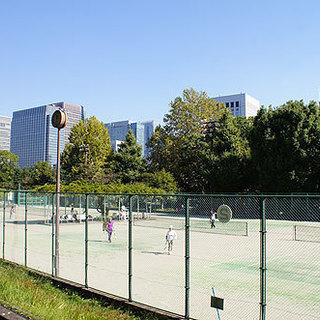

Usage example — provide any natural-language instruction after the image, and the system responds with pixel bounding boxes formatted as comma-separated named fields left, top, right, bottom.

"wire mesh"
left=265, top=197, right=320, bottom=320
left=1, top=191, right=320, bottom=320
left=132, top=195, right=185, bottom=315
left=188, top=196, right=260, bottom=320
left=87, top=194, right=128, bottom=297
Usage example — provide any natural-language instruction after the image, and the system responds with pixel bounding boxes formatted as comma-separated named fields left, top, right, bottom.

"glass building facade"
left=105, top=120, right=155, bottom=158
left=10, top=102, right=85, bottom=168
left=0, top=116, right=11, bottom=151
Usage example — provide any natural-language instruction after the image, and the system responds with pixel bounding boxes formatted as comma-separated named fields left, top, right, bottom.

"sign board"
left=217, top=204, right=232, bottom=223
left=211, top=296, right=224, bottom=310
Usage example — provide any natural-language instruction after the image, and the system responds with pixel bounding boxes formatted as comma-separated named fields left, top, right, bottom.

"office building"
left=0, top=116, right=11, bottom=151
left=105, top=120, right=155, bottom=158
left=213, top=93, right=260, bottom=117
left=142, top=120, right=156, bottom=158
left=10, top=102, right=85, bottom=168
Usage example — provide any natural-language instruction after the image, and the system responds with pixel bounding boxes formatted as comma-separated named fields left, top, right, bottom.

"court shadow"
left=141, top=251, right=166, bottom=255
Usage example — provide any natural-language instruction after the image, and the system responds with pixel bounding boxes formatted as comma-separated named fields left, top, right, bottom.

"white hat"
left=169, top=225, right=173, bottom=229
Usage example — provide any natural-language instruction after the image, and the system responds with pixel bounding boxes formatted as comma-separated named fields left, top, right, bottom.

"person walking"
left=10, top=205, right=15, bottom=219
left=107, top=217, right=114, bottom=243
left=165, top=225, right=177, bottom=255
left=210, top=210, right=216, bottom=228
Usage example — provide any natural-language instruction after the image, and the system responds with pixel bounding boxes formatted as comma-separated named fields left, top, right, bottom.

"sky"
left=0, top=0, right=319, bottom=123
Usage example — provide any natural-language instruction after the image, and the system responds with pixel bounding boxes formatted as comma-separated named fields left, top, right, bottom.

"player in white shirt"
left=165, top=225, right=177, bottom=255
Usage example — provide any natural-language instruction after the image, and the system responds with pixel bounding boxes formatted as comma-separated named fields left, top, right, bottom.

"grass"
left=0, top=260, right=164, bottom=320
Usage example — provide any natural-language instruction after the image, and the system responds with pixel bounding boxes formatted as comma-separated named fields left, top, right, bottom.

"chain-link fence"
left=0, top=191, right=319, bottom=319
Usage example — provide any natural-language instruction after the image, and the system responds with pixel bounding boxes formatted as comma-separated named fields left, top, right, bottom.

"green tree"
left=174, top=109, right=251, bottom=192
left=163, top=88, right=225, bottom=136
left=113, top=129, right=146, bottom=183
left=32, top=161, right=55, bottom=186
left=204, top=109, right=251, bottom=192
left=139, top=169, right=178, bottom=193
left=0, top=151, right=20, bottom=189
left=19, top=166, right=34, bottom=189
left=250, top=100, right=320, bottom=192
left=61, top=117, right=112, bottom=184
left=148, top=88, right=237, bottom=192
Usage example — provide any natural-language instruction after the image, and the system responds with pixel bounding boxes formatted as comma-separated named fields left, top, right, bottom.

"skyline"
left=1, top=0, right=319, bottom=123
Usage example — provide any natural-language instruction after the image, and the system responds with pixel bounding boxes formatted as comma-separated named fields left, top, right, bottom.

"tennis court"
left=1, top=196, right=319, bottom=320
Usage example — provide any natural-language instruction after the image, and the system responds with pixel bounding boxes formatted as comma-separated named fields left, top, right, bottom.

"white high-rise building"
left=213, top=93, right=260, bottom=117
left=0, top=116, right=11, bottom=151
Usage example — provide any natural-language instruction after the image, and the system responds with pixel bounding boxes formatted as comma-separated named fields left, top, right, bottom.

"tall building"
left=105, top=120, right=155, bottom=158
left=213, top=93, right=260, bottom=117
left=0, top=116, right=11, bottom=151
left=142, top=120, right=156, bottom=158
left=10, top=102, right=85, bottom=168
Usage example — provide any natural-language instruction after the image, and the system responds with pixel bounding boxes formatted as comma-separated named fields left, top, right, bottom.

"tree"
left=163, top=88, right=225, bottom=136
left=249, top=100, right=320, bottom=192
left=32, top=161, right=55, bottom=186
left=19, top=166, right=34, bottom=189
left=61, top=117, right=112, bottom=184
left=0, top=151, right=20, bottom=189
left=148, top=88, right=235, bottom=191
left=139, top=169, right=178, bottom=193
left=175, top=109, right=251, bottom=192
left=113, top=129, right=146, bottom=183
left=204, top=109, right=251, bottom=192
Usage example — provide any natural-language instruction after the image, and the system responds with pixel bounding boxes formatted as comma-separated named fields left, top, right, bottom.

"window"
left=226, top=102, right=229, bottom=108
left=236, top=101, right=239, bottom=108
left=231, top=102, right=234, bottom=108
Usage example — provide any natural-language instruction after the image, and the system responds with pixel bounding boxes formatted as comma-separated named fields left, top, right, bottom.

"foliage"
left=61, top=117, right=112, bottom=184
left=113, top=129, right=146, bottom=183
left=17, top=161, right=55, bottom=189
left=34, top=181, right=166, bottom=194
left=32, top=161, right=55, bottom=186
left=173, top=109, right=251, bottom=192
left=139, top=169, right=178, bottom=193
left=205, top=109, right=251, bottom=192
left=163, top=88, right=225, bottom=137
left=0, top=151, right=19, bottom=189
left=249, top=100, right=320, bottom=192
left=148, top=88, right=250, bottom=192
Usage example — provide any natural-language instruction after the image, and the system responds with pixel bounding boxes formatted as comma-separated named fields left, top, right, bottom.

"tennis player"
left=107, top=217, right=114, bottom=243
left=165, top=225, right=177, bottom=255
left=210, top=210, right=216, bottom=228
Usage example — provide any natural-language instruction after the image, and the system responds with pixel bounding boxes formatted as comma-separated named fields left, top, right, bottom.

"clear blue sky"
left=1, top=0, right=319, bottom=123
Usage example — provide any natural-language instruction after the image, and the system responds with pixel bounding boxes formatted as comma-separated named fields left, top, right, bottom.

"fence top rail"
left=1, top=190, right=320, bottom=199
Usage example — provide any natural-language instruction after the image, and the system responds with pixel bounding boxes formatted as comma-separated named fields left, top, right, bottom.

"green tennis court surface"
left=1, top=206, right=319, bottom=319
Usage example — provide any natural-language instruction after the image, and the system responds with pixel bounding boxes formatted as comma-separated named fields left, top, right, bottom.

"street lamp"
left=51, top=107, right=68, bottom=277
left=79, top=144, right=89, bottom=177
left=200, top=118, right=218, bottom=140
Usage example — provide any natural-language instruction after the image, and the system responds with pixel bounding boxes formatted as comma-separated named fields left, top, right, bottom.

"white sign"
left=217, top=205, right=232, bottom=223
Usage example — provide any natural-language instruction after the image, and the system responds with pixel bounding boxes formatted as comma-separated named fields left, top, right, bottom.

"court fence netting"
left=0, top=190, right=319, bottom=320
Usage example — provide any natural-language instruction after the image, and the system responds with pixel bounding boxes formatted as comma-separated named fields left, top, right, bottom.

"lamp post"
left=200, top=118, right=218, bottom=140
left=200, top=118, right=219, bottom=149
left=80, top=144, right=89, bottom=177
left=51, top=108, right=68, bottom=277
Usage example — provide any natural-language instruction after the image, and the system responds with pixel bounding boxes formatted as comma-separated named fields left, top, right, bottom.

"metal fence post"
left=85, top=193, right=89, bottom=288
left=260, top=197, right=267, bottom=320
left=185, top=196, right=190, bottom=319
left=128, top=195, right=133, bottom=302
left=24, top=192, right=28, bottom=267
left=51, top=193, right=55, bottom=276
left=2, top=191, right=6, bottom=259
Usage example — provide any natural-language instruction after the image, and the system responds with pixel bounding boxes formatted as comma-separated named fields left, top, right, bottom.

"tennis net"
left=293, top=224, right=320, bottom=243
left=133, top=215, right=248, bottom=236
